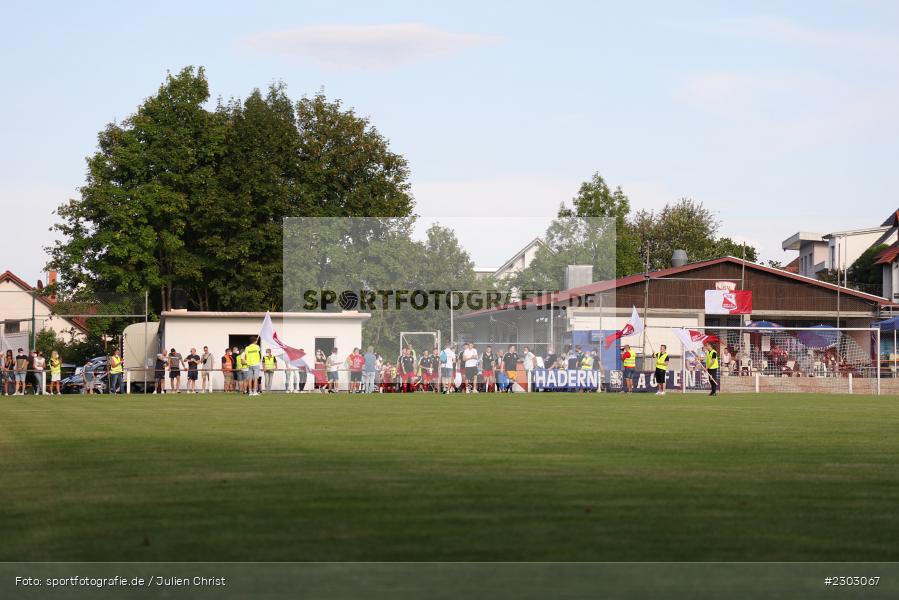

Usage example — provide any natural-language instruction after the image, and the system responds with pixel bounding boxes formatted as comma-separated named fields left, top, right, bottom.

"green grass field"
left=1, top=392, right=897, bottom=562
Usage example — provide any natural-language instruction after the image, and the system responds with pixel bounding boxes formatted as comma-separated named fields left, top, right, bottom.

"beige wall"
left=0, top=280, right=84, bottom=349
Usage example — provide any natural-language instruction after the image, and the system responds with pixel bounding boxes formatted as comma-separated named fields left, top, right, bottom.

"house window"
left=315, top=337, right=335, bottom=359
left=4, top=321, right=20, bottom=334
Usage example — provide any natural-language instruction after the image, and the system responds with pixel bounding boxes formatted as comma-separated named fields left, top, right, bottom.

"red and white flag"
left=260, top=312, right=307, bottom=366
left=673, top=328, right=720, bottom=353
left=704, top=290, right=752, bottom=315
left=604, top=306, right=644, bottom=349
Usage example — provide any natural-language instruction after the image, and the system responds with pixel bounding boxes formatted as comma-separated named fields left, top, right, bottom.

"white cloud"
left=241, top=23, right=500, bottom=70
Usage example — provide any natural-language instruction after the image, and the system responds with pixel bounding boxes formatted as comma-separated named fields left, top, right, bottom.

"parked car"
left=60, top=357, right=110, bottom=394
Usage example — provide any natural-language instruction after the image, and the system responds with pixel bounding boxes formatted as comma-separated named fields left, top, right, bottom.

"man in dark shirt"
left=398, top=348, right=416, bottom=393
left=502, top=345, right=519, bottom=393
left=481, top=346, right=497, bottom=393
left=185, top=348, right=200, bottom=394
left=14, top=349, right=29, bottom=395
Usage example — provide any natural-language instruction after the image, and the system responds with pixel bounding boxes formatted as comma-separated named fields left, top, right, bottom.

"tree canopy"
left=49, top=67, right=414, bottom=314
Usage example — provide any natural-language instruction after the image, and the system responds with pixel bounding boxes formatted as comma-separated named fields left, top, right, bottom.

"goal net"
left=692, top=326, right=881, bottom=395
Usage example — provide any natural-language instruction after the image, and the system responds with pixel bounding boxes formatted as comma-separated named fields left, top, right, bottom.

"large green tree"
left=50, top=69, right=415, bottom=313
left=50, top=66, right=226, bottom=311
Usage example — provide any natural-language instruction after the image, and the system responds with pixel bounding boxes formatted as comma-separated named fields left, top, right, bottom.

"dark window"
left=315, top=337, right=335, bottom=358
left=4, top=321, right=20, bottom=334
left=228, top=334, right=258, bottom=351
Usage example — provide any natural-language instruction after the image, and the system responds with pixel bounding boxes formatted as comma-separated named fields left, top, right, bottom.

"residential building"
left=0, top=270, right=87, bottom=351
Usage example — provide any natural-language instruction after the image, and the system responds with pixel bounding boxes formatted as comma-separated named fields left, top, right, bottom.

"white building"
left=782, top=221, right=897, bottom=279
left=124, top=310, right=370, bottom=391
left=474, top=237, right=547, bottom=281
left=0, top=270, right=87, bottom=351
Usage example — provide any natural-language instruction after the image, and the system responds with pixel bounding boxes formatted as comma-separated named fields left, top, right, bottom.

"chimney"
left=564, top=265, right=593, bottom=290
left=47, top=269, right=57, bottom=300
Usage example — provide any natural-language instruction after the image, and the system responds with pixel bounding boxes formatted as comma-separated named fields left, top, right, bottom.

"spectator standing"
left=621, top=344, right=636, bottom=393
left=48, top=351, right=62, bottom=395
left=348, top=348, right=364, bottom=393
left=243, top=338, right=262, bottom=396
left=221, top=348, right=234, bottom=392
left=284, top=357, right=298, bottom=393
left=14, top=348, right=29, bottom=395
left=502, top=345, right=519, bottom=393
left=263, top=349, right=277, bottom=393
left=462, top=343, right=479, bottom=393
left=82, top=358, right=95, bottom=394
left=363, top=346, right=377, bottom=393
left=397, top=348, right=416, bottom=393
left=201, top=346, right=214, bottom=393
left=236, top=349, right=249, bottom=394
left=653, top=344, right=669, bottom=395
left=1, top=350, right=11, bottom=395
left=185, top=348, right=200, bottom=394
left=109, top=349, right=124, bottom=395
left=33, top=351, right=46, bottom=395
left=481, top=346, right=497, bottom=393
left=326, top=348, right=341, bottom=393
left=168, top=348, right=184, bottom=393
left=153, top=351, right=167, bottom=394
left=440, top=343, right=456, bottom=394
left=296, top=352, right=311, bottom=393
left=522, top=346, right=535, bottom=390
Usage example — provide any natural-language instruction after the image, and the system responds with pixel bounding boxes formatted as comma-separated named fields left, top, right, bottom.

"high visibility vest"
left=50, top=358, right=61, bottom=375
left=263, top=355, right=276, bottom=371
left=622, top=351, right=636, bottom=368
left=244, top=344, right=261, bottom=366
left=580, top=355, right=593, bottom=370
left=238, top=355, right=248, bottom=370
left=222, top=354, right=233, bottom=371
left=706, top=350, right=719, bottom=370
left=110, top=356, right=123, bottom=374
left=655, top=352, right=669, bottom=371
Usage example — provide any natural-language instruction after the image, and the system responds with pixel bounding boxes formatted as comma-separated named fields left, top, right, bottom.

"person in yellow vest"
left=579, top=351, right=593, bottom=393
left=653, top=344, right=669, bottom=396
left=109, top=349, right=124, bottom=395
left=236, top=350, right=249, bottom=394
left=702, top=341, right=719, bottom=396
left=243, top=337, right=262, bottom=396
left=49, top=350, right=63, bottom=396
left=263, top=349, right=278, bottom=393
left=621, top=344, right=636, bottom=393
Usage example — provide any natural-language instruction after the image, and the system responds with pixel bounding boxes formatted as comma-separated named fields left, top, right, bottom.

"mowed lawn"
left=0, top=392, right=897, bottom=562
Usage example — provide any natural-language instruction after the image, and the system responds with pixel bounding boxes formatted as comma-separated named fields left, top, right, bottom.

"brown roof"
left=0, top=270, right=89, bottom=333
left=882, top=209, right=899, bottom=228
left=782, top=257, right=800, bottom=274
left=875, top=242, right=899, bottom=266
left=460, top=256, right=896, bottom=319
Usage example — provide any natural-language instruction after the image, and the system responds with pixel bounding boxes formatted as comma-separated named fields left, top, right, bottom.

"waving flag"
left=673, top=328, right=720, bottom=353
left=604, top=306, right=644, bottom=349
left=705, top=290, right=752, bottom=315
left=260, top=312, right=307, bottom=366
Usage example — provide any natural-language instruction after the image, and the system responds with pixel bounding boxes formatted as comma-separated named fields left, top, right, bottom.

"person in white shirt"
left=33, top=352, right=46, bottom=395
left=326, top=348, right=341, bottom=393
left=440, top=343, right=456, bottom=394
left=462, top=342, right=479, bottom=393
left=284, top=358, right=298, bottom=393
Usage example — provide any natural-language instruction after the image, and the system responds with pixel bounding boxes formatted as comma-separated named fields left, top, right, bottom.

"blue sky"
left=2, top=1, right=897, bottom=284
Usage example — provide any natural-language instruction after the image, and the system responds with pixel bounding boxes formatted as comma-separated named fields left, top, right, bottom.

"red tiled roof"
left=782, top=257, right=800, bottom=273
left=0, top=270, right=89, bottom=333
left=875, top=242, right=899, bottom=266
left=459, top=256, right=895, bottom=319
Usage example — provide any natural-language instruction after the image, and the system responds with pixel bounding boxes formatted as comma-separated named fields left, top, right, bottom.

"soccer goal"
left=689, top=326, right=883, bottom=395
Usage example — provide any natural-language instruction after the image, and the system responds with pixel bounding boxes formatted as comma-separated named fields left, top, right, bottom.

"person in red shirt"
left=348, top=348, right=365, bottom=393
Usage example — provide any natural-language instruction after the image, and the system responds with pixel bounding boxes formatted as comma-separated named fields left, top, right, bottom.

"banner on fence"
left=531, top=368, right=714, bottom=392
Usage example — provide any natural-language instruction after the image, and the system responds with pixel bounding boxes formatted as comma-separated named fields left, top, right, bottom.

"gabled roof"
left=0, top=271, right=89, bottom=333
left=493, top=237, right=547, bottom=275
left=875, top=242, right=899, bottom=266
left=460, top=256, right=896, bottom=319
left=782, top=256, right=800, bottom=273
left=882, top=209, right=899, bottom=228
